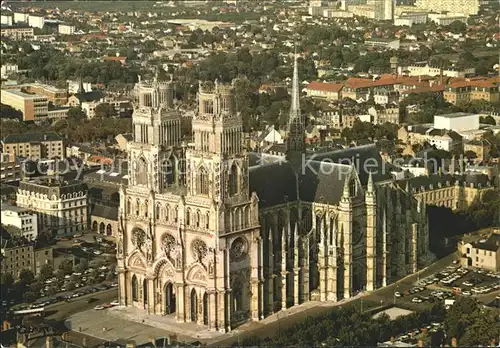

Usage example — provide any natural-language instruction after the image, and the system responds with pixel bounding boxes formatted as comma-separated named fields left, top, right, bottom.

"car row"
left=94, top=299, right=120, bottom=310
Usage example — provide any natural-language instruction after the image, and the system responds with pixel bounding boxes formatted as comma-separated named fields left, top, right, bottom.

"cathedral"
left=116, top=56, right=430, bottom=332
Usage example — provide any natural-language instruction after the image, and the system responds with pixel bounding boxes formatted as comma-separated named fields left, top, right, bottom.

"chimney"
left=451, top=337, right=457, bottom=347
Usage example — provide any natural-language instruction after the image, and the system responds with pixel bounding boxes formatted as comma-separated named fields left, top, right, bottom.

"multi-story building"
left=434, top=112, right=480, bottom=132
left=463, top=140, right=491, bottom=163
left=372, top=0, right=394, bottom=20
left=58, top=23, right=75, bottom=35
left=117, top=58, right=429, bottom=331
left=444, top=78, right=499, bottom=105
left=16, top=177, right=88, bottom=236
left=0, top=153, right=22, bottom=183
left=428, top=13, right=468, bottom=25
left=1, top=64, right=19, bottom=79
left=306, top=81, right=343, bottom=100
left=0, top=26, right=33, bottom=40
left=26, top=84, right=68, bottom=106
left=415, top=0, right=480, bottom=15
left=0, top=14, right=13, bottom=26
left=460, top=232, right=500, bottom=271
left=13, top=12, right=29, bottom=24
left=27, top=15, right=44, bottom=29
left=1, top=203, right=39, bottom=241
left=403, top=64, right=475, bottom=78
left=0, top=232, right=54, bottom=278
left=394, top=12, right=428, bottom=27
left=0, top=89, right=49, bottom=122
left=2, top=132, right=65, bottom=161
left=396, top=173, right=494, bottom=211
left=364, top=38, right=400, bottom=50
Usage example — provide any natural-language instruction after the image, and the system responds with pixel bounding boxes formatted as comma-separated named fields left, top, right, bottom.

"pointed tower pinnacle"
left=286, top=46, right=306, bottom=170
left=367, top=171, right=374, bottom=194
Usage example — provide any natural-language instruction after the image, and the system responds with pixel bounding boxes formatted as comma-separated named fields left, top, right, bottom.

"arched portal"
left=203, top=292, right=208, bottom=325
left=143, top=279, right=148, bottom=307
left=92, top=221, right=98, bottom=232
left=99, top=222, right=105, bottom=234
left=164, top=283, right=176, bottom=315
left=106, top=224, right=112, bottom=236
left=190, top=289, right=198, bottom=322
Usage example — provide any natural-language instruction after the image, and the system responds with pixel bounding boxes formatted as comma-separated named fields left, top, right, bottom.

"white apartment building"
left=434, top=112, right=480, bottom=132
left=1, top=203, right=39, bottom=240
left=58, top=24, right=75, bottom=35
left=394, top=12, right=428, bottom=27
left=402, top=64, right=475, bottom=78
left=1, top=14, right=13, bottom=26
left=16, top=177, right=88, bottom=236
left=372, top=0, right=394, bottom=20
left=28, top=15, right=45, bottom=29
left=1, top=64, right=18, bottom=79
left=416, top=0, right=479, bottom=15
left=13, top=12, right=29, bottom=24
left=428, top=13, right=468, bottom=26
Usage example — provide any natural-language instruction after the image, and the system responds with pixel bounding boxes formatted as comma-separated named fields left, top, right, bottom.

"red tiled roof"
left=400, top=84, right=445, bottom=95
left=307, top=81, right=344, bottom=93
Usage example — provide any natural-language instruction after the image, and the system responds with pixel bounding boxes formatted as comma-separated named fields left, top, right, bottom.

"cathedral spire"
left=286, top=47, right=306, bottom=168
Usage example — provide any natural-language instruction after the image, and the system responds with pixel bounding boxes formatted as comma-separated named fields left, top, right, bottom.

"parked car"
left=110, top=300, right=120, bottom=306
left=94, top=305, right=105, bottom=310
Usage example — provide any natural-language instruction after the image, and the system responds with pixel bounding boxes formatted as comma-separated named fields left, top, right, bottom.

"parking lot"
left=391, top=263, right=500, bottom=311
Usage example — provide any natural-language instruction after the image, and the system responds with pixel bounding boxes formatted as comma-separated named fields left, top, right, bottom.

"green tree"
left=39, top=264, right=54, bottom=281
left=67, top=107, right=86, bottom=120
left=18, top=269, right=35, bottom=285
left=0, top=273, right=14, bottom=289
left=94, top=103, right=117, bottom=118
left=23, top=291, right=37, bottom=303
left=59, top=259, right=74, bottom=275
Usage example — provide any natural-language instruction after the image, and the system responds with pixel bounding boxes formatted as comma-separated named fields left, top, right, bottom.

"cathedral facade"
left=117, top=59, right=429, bottom=333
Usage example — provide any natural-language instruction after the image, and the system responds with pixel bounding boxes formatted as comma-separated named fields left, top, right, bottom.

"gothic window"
left=132, top=275, right=138, bottom=302
left=243, top=206, right=249, bottom=228
left=165, top=205, right=170, bottom=221
left=155, top=204, right=160, bottom=220
left=352, top=220, right=363, bottom=246
left=144, top=200, right=149, bottom=218
left=196, top=210, right=201, bottom=228
left=205, top=212, right=210, bottom=229
left=186, top=209, right=191, bottom=226
left=135, top=199, right=140, bottom=216
left=174, top=206, right=178, bottom=223
left=199, top=166, right=209, bottom=195
left=135, top=157, right=148, bottom=186
left=349, top=179, right=357, bottom=197
left=228, top=163, right=239, bottom=196
left=127, top=199, right=132, bottom=214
